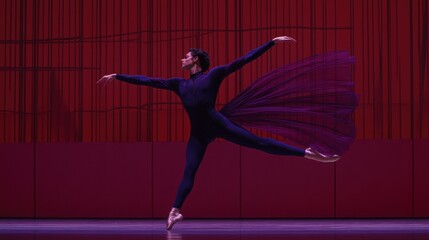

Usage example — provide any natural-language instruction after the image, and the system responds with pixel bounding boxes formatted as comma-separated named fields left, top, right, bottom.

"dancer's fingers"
left=273, top=36, right=297, bottom=43
left=97, top=74, right=115, bottom=87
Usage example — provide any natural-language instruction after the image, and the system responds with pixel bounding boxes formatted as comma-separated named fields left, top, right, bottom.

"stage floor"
left=1, top=219, right=429, bottom=240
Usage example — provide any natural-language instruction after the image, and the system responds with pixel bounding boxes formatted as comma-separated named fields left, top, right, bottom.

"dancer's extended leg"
left=216, top=116, right=339, bottom=162
left=216, top=119, right=305, bottom=156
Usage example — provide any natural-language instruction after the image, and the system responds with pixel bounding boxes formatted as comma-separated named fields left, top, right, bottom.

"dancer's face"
left=181, top=52, right=197, bottom=70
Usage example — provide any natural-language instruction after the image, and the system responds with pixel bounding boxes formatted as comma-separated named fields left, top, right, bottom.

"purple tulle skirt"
left=220, top=51, right=358, bottom=156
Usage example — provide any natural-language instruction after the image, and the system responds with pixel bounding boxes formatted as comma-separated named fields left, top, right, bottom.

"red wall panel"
left=336, top=140, right=413, bottom=217
left=241, top=148, right=335, bottom=218
left=414, top=140, right=429, bottom=217
left=35, top=143, right=152, bottom=218
left=0, top=144, right=34, bottom=217
left=0, top=141, right=426, bottom=218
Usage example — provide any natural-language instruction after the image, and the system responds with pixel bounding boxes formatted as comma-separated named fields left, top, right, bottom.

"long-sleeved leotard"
left=116, top=40, right=305, bottom=209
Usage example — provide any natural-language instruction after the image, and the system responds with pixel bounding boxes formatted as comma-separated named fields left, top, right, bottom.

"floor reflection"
left=1, top=219, right=429, bottom=240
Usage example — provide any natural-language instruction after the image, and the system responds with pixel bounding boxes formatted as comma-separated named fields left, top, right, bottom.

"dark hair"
left=189, top=48, right=210, bottom=72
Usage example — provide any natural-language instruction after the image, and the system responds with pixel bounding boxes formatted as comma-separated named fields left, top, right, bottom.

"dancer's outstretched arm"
left=209, top=35, right=296, bottom=83
left=97, top=73, right=181, bottom=91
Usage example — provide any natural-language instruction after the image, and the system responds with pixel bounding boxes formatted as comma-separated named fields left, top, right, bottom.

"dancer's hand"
left=272, top=36, right=296, bottom=43
left=97, top=73, right=117, bottom=87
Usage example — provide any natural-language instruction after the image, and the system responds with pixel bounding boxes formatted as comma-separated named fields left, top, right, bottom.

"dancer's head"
left=181, top=48, right=210, bottom=72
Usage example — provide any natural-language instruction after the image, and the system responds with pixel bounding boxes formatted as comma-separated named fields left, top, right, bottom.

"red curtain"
left=1, top=0, right=428, bottom=143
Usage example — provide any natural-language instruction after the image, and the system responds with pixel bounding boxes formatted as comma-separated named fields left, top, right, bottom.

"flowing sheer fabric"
left=220, top=51, right=358, bottom=156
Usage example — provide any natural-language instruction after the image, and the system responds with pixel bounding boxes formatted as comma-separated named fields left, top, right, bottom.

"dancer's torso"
left=116, top=41, right=276, bottom=142
left=176, top=72, right=225, bottom=141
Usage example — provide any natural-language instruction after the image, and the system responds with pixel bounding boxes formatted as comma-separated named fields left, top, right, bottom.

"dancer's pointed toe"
left=305, top=147, right=340, bottom=163
left=166, top=208, right=183, bottom=231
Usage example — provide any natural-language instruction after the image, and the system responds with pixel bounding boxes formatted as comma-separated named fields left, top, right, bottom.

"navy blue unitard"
left=116, top=40, right=305, bottom=209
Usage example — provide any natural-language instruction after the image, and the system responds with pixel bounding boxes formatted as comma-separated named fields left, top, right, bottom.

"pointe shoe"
left=305, top=147, right=340, bottom=163
left=166, top=208, right=183, bottom=230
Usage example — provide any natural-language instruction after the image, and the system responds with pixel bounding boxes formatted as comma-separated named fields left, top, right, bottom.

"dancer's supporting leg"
left=167, top=136, right=208, bottom=230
